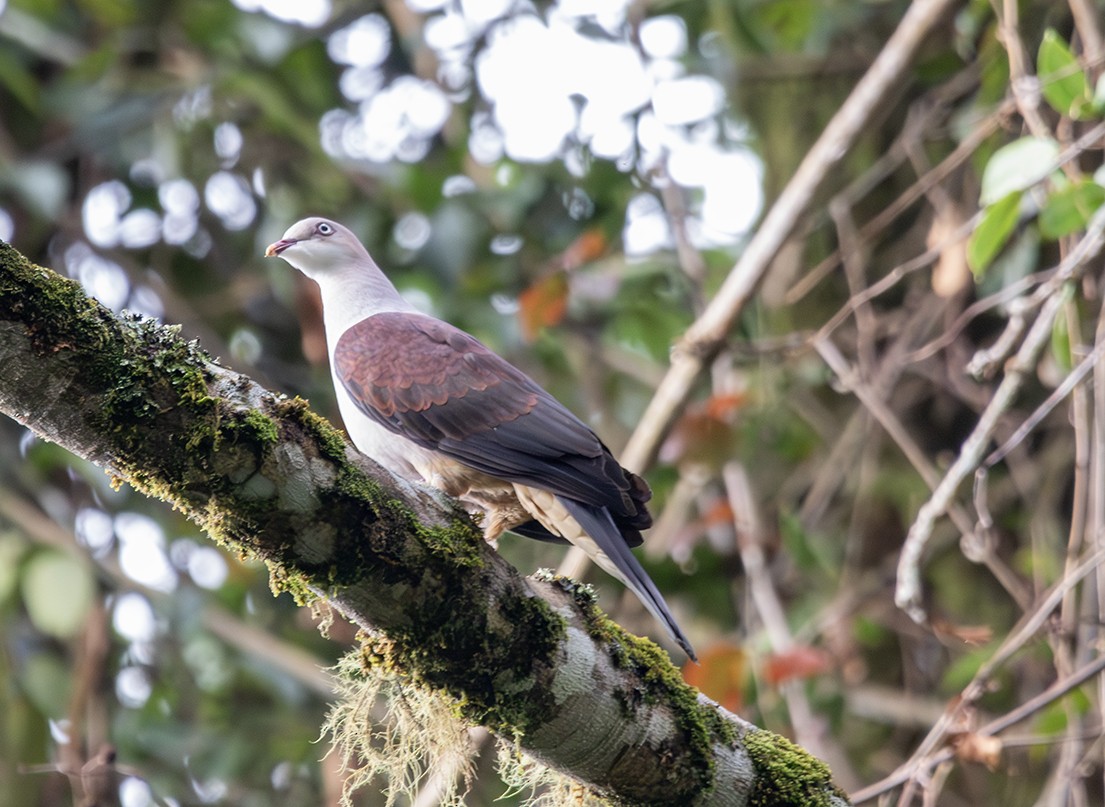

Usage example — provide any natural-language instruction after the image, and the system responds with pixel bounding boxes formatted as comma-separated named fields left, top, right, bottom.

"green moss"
left=541, top=574, right=725, bottom=796
left=362, top=560, right=567, bottom=738
left=268, top=564, right=318, bottom=605
left=745, top=729, right=844, bottom=807
left=534, top=568, right=598, bottom=604
left=413, top=520, right=484, bottom=567
left=0, top=244, right=117, bottom=365
left=276, top=396, right=348, bottom=460
left=242, top=408, right=279, bottom=443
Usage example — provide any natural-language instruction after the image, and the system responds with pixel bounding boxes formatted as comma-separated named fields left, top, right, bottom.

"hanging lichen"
left=323, top=645, right=477, bottom=807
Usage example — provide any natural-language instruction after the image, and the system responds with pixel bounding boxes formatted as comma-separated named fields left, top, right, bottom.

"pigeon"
left=267, top=217, right=694, bottom=659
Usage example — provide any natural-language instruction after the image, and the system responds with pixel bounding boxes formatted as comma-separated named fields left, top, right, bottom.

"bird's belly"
left=335, top=394, right=429, bottom=480
left=335, top=386, right=515, bottom=496
left=392, top=440, right=531, bottom=540
left=331, top=375, right=527, bottom=535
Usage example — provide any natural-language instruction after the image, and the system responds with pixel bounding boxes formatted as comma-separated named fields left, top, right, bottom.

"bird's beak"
left=265, top=238, right=297, bottom=257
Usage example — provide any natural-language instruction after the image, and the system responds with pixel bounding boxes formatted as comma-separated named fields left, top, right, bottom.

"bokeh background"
left=2, top=0, right=1104, bottom=805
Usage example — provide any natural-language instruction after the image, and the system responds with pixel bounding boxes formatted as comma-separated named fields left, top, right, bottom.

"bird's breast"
left=333, top=373, right=513, bottom=493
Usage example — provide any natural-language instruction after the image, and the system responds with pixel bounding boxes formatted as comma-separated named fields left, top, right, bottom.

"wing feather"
left=333, top=312, right=650, bottom=539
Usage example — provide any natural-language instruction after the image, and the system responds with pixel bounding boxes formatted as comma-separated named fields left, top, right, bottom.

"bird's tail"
left=560, top=498, right=697, bottom=662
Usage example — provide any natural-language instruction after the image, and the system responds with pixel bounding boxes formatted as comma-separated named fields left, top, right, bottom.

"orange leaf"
left=700, top=499, right=735, bottom=528
left=682, top=643, right=746, bottom=712
left=517, top=272, right=569, bottom=342
left=950, top=732, right=1002, bottom=770
left=932, top=618, right=993, bottom=646
left=704, top=392, right=747, bottom=420
left=660, top=394, right=744, bottom=468
left=558, top=228, right=607, bottom=270
left=761, top=646, right=832, bottom=686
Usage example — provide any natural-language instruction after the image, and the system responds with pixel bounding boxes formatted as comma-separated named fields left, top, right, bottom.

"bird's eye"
left=317, top=222, right=334, bottom=236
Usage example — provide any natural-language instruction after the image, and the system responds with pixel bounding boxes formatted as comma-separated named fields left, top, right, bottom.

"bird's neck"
left=312, top=262, right=419, bottom=354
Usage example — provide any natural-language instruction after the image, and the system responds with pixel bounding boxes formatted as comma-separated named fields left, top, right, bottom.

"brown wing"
left=333, top=312, right=650, bottom=538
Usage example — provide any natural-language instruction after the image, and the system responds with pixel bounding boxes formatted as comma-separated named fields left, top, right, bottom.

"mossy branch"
left=0, top=240, right=851, bottom=807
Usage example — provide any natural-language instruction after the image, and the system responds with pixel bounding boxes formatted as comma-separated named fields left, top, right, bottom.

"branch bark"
left=0, top=241, right=850, bottom=806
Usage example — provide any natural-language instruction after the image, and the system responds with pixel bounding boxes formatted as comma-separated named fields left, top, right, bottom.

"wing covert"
left=333, top=312, right=650, bottom=528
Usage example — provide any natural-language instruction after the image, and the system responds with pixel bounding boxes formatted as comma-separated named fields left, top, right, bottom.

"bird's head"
left=264, top=217, right=368, bottom=280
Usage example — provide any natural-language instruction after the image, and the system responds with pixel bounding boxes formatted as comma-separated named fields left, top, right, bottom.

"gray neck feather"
left=311, top=257, right=419, bottom=356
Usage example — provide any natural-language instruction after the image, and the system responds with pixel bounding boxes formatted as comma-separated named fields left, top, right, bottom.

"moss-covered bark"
left=0, top=240, right=851, bottom=806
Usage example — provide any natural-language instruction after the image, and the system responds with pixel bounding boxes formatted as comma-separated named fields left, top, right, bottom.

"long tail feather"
left=560, top=498, right=697, bottom=662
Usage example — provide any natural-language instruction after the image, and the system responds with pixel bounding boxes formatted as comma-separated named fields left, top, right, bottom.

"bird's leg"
left=425, top=469, right=530, bottom=547
left=483, top=504, right=529, bottom=544
left=458, top=492, right=530, bottom=547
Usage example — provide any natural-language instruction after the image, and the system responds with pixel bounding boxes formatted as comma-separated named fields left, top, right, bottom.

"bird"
left=266, top=217, right=695, bottom=660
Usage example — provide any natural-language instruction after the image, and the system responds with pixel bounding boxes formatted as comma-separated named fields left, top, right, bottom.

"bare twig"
left=1093, top=260, right=1105, bottom=805
left=829, top=198, right=878, bottom=374
left=722, top=462, right=858, bottom=789
left=855, top=654, right=1105, bottom=803
left=997, top=0, right=1054, bottom=140
left=851, top=553, right=1105, bottom=803
left=657, top=161, right=708, bottom=315
left=896, top=206, right=1105, bottom=621
left=818, top=338, right=1033, bottom=610
left=620, top=0, right=959, bottom=474
left=979, top=312, right=1105, bottom=470
left=903, top=269, right=1054, bottom=364
left=785, top=100, right=1009, bottom=305
left=814, top=213, right=978, bottom=343
left=1070, top=0, right=1105, bottom=76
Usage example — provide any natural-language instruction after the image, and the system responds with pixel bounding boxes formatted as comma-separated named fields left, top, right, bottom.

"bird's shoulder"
left=333, top=311, right=538, bottom=416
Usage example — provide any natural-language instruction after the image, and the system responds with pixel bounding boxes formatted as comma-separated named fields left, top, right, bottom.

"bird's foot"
left=468, top=500, right=529, bottom=549
left=482, top=517, right=507, bottom=549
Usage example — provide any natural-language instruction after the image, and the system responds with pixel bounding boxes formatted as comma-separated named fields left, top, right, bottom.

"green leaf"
left=20, top=551, right=95, bottom=639
left=19, top=653, right=73, bottom=719
left=1051, top=301, right=1072, bottom=372
left=980, top=137, right=1060, bottom=205
left=0, top=532, right=26, bottom=603
left=1094, top=73, right=1105, bottom=112
left=1039, top=181, right=1105, bottom=239
left=968, top=191, right=1022, bottom=276
left=1033, top=687, right=1090, bottom=736
left=0, top=48, right=40, bottom=113
left=1038, top=29, right=1090, bottom=119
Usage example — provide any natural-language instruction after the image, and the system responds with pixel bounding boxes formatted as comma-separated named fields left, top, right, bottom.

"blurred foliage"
left=3, top=0, right=1105, bottom=805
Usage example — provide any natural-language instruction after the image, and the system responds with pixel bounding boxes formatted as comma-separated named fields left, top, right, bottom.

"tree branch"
left=0, top=241, right=850, bottom=806
left=620, top=0, right=959, bottom=474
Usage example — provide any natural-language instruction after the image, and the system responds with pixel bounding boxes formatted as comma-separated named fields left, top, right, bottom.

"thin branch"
left=997, top=0, right=1054, bottom=140
left=817, top=337, right=1033, bottom=610
left=619, top=0, right=960, bottom=474
left=1070, top=0, right=1105, bottom=76
left=814, top=213, right=977, bottom=344
left=785, top=99, right=1009, bottom=305
left=896, top=206, right=1105, bottom=621
left=851, top=558, right=1105, bottom=803
left=722, top=462, right=858, bottom=788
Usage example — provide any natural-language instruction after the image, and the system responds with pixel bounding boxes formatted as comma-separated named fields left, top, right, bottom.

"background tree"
left=0, top=0, right=1103, bottom=805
